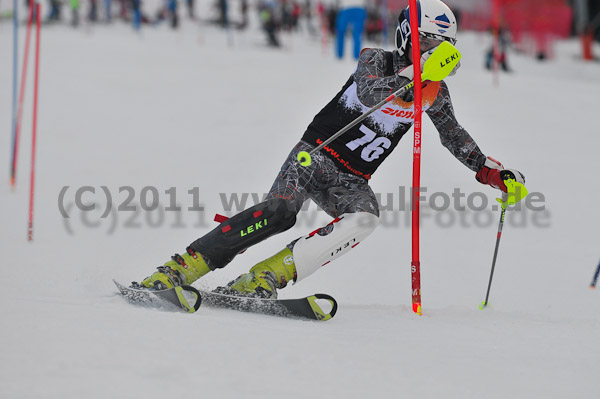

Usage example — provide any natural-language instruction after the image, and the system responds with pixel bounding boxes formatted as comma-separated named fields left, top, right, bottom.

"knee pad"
left=291, top=212, right=380, bottom=281
left=190, top=198, right=297, bottom=269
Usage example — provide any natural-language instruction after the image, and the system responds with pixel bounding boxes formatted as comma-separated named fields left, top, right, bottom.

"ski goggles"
left=419, top=32, right=457, bottom=53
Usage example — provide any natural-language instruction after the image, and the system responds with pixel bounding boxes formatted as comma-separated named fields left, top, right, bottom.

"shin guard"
left=291, top=212, right=380, bottom=281
left=189, top=198, right=297, bottom=269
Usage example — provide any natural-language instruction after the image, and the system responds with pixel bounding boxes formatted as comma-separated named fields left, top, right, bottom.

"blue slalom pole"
left=10, top=0, right=19, bottom=187
left=591, top=260, right=600, bottom=289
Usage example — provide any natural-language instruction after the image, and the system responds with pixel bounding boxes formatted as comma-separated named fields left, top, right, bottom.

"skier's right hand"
left=475, top=156, right=525, bottom=193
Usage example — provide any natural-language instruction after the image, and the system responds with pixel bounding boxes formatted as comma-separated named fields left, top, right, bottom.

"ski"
left=113, top=280, right=202, bottom=313
left=113, top=280, right=338, bottom=321
left=198, top=289, right=338, bottom=321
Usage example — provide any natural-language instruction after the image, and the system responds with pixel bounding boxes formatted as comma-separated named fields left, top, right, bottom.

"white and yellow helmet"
left=395, top=0, right=458, bottom=56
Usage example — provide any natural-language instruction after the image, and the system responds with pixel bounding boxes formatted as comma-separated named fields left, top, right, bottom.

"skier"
left=135, top=0, right=525, bottom=299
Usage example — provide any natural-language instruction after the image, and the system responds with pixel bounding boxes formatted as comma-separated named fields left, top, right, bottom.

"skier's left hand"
left=476, top=156, right=525, bottom=193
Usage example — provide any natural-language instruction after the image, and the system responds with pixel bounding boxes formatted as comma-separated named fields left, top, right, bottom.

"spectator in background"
left=327, top=2, right=337, bottom=35
left=168, top=0, right=178, bottom=28
left=217, top=0, right=227, bottom=27
left=281, top=0, right=292, bottom=30
left=89, top=0, right=98, bottom=22
left=104, top=0, right=112, bottom=22
left=132, top=0, right=142, bottom=29
left=186, top=0, right=195, bottom=19
left=485, top=27, right=511, bottom=72
left=181, top=0, right=193, bottom=19
left=334, top=0, right=366, bottom=60
left=291, top=1, right=301, bottom=30
left=240, top=0, right=249, bottom=29
left=70, top=0, right=80, bottom=26
left=259, top=1, right=281, bottom=47
left=152, top=0, right=177, bottom=27
left=47, top=0, right=62, bottom=22
left=304, top=0, right=318, bottom=37
left=364, top=5, right=383, bottom=42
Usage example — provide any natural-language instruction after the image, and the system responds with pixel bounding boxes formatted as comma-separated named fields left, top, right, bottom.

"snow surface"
left=1, top=3, right=600, bottom=398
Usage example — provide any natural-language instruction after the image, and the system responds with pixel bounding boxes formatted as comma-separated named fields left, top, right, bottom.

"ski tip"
left=177, top=285, right=202, bottom=313
left=412, top=302, right=422, bottom=315
left=479, top=301, right=489, bottom=310
left=308, top=294, right=338, bottom=321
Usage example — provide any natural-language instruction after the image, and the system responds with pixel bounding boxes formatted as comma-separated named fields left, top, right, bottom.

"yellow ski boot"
left=139, top=247, right=211, bottom=290
left=219, top=248, right=296, bottom=299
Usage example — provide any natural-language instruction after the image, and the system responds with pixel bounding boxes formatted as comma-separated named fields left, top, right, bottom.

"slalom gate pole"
left=10, top=0, right=18, bottom=188
left=591, top=260, right=600, bottom=289
left=492, top=0, right=500, bottom=86
left=11, top=0, right=35, bottom=189
left=319, top=3, right=329, bottom=54
left=28, top=2, right=41, bottom=242
left=408, top=0, right=423, bottom=316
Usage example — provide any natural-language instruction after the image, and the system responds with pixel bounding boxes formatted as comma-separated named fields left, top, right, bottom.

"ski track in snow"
left=1, top=2, right=599, bottom=398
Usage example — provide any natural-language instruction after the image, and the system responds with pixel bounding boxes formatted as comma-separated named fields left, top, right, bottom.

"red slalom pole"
left=28, top=3, right=41, bottom=242
left=11, top=0, right=35, bottom=188
left=318, top=2, right=329, bottom=54
left=408, top=0, right=423, bottom=316
left=491, top=0, right=500, bottom=86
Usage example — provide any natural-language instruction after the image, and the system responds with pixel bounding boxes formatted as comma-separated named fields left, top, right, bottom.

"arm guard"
left=426, top=81, right=487, bottom=172
left=354, top=48, right=412, bottom=107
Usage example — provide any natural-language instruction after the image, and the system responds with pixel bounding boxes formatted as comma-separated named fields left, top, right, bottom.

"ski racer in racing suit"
left=135, top=0, right=525, bottom=299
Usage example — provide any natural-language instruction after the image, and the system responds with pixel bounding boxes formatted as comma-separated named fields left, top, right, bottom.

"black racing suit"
left=191, top=48, right=488, bottom=270
left=302, top=48, right=487, bottom=179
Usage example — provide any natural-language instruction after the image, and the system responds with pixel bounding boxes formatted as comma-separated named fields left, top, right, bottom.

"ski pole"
left=297, top=81, right=414, bottom=166
left=591, top=260, right=600, bottom=289
left=11, top=1, right=35, bottom=188
left=297, top=41, right=462, bottom=166
left=480, top=177, right=528, bottom=309
left=480, top=205, right=506, bottom=309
